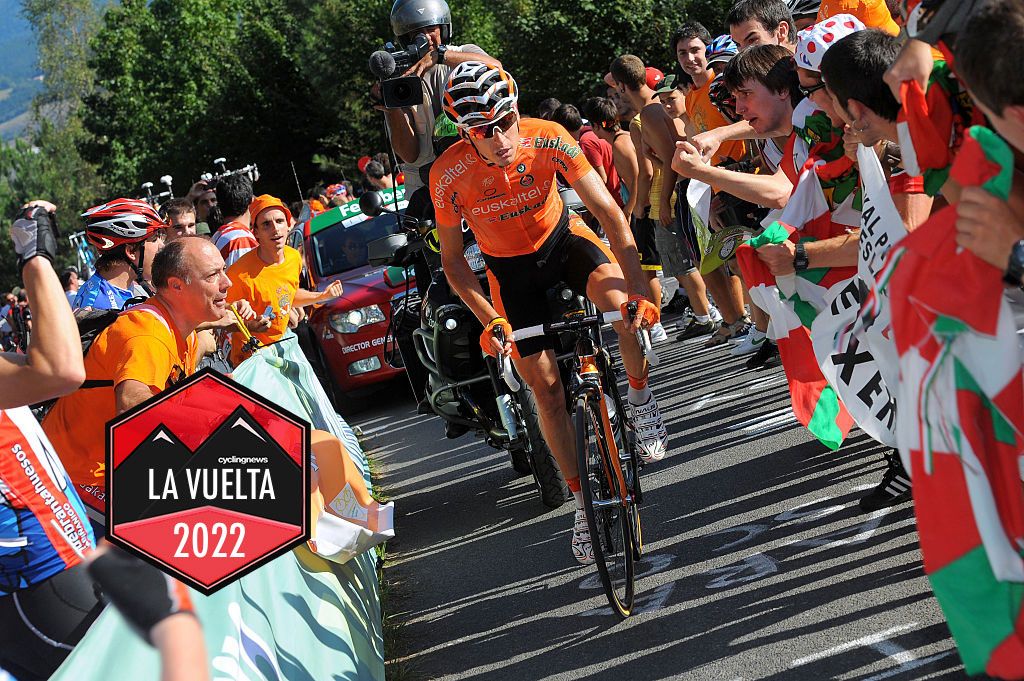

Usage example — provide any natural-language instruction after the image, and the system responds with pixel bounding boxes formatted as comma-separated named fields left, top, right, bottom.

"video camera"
left=368, top=33, right=431, bottom=109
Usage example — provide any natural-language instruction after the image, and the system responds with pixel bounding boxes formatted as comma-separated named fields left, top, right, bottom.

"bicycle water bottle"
left=496, top=393, right=519, bottom=440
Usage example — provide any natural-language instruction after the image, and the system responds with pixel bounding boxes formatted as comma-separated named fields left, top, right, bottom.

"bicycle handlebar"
left=496, top=309, right=660, bottom=391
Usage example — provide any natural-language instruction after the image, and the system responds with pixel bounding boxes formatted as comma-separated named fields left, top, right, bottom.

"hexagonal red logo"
left=106, top=368, right=310, bottom=595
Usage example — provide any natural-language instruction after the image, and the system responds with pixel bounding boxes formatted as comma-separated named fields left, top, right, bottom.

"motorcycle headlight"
left=329, top=305, right=386, bottom=333
left=463, top=242, right=486, bottom=274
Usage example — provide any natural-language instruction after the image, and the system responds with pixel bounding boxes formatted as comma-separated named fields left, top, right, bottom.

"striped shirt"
left=211, top=219, right=258, bottom=268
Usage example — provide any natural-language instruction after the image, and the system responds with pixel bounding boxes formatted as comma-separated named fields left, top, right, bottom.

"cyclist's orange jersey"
left=430, top=118, right=593, bottom=258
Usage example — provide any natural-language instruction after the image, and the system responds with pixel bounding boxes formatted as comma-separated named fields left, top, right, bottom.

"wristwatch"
left=793, top=243, right=810, bottom=272
left=435, top=44, right=448, bottom=65
left=1003, top=239, right=1024, bottom=286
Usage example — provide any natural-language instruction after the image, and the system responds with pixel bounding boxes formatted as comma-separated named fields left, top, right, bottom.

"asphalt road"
left=353, top=313, right=972, bottom=681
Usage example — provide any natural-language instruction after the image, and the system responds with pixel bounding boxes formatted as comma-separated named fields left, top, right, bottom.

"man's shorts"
left=483, top=214, right=614, bottom=359
left=675, top=179, right=704, bottom=271
left=653, top=218, right=696, bottom=278
left=631, top=213, right=661, bottom=272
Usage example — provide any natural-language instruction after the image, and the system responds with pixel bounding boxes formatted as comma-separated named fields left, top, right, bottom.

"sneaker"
left=709, top=305, right=723, bottom=323
left=859, top=451, right=912, bottom=512
left=745, top=339, right=779, bottom=369
left=730, top=331, right=766, bottom=356
left=676, top=317, right=719, bottom=341
left=573, top=508, right=595, bottom=565
left=629, top=394, right=668, bottom=463
left=649, top=322, right=668, bottom=344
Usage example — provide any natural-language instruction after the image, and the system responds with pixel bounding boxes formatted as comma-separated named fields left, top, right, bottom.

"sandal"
left=704, top=319, right=750, bottom=348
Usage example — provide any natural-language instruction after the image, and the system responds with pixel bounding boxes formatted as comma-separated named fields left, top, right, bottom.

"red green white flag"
left=889, top=126, right=1024, bottom=677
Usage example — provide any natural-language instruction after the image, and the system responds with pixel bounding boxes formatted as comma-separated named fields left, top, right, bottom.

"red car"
left=295, top=186, right=414, bottom=407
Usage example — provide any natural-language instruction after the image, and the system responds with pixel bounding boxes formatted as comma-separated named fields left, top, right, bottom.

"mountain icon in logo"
left=111, top=406, right=303, bottom=526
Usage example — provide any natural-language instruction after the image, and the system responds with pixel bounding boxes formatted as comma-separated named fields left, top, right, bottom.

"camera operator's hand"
left=11, top=201, right=59, bottom=273
left=403, top=49, right=436, bottom=78
left=369, top=82, right=386, bottom=112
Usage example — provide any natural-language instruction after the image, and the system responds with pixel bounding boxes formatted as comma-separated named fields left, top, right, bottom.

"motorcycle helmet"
left=391, top=0, right=452, bottom=46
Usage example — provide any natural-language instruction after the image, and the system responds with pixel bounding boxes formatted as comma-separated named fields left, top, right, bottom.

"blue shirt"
left=73, top=274, right=136, bottom=310
left=1, top=407, right=95, bottom=594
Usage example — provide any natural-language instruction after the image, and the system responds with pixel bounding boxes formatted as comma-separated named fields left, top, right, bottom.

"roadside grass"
left=366, top=447, right=422, bottom=681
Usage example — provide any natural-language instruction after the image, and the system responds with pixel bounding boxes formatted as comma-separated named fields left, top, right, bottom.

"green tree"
left=0, top=1, right=103, bottom=293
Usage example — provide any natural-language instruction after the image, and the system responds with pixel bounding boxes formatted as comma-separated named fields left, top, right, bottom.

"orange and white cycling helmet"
left=442, top=61, right=519, bottom=131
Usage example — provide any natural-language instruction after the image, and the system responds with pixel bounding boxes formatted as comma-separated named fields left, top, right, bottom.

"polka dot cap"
left=794, top=13, right=866, bottom=72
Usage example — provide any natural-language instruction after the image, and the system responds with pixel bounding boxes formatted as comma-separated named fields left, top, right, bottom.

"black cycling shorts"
left=0, top=562, right=104, bottom=681
left=631, top=211, right=661, bottom=272
left=483, top=213, right=614, bottom=358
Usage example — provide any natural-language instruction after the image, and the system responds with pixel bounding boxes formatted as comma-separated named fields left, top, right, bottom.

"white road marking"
left=705, top=553, right=779, bottom=589
left=790, top=623, right=919, bottom=667
left=688, top=391, right=745, bottom=414
left=861, top=652, right=955, bottom=681
left=727, top=407, right=793, bottom=430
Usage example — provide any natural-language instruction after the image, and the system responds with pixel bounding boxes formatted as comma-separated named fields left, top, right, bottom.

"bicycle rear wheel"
left=575, top=394, right=635, bottom=618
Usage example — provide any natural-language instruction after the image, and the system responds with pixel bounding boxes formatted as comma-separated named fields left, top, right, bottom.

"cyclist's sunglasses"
left=465, top=112, right=518, bottom=140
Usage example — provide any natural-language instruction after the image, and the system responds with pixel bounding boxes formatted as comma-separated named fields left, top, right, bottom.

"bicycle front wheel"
left=575, top=395, right=635, bottom=618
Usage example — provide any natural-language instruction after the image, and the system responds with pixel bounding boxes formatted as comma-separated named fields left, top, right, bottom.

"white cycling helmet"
left=442, top=62, right=519, bottom=130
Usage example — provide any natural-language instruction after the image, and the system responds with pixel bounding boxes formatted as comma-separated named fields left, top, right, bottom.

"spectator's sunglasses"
left=466, top=111, right=518, bottom=141
left=799, top=81, right=826, bottom=99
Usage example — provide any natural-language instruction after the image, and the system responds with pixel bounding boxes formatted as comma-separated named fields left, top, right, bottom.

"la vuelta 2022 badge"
left=105, top=368, right=310, bottom=595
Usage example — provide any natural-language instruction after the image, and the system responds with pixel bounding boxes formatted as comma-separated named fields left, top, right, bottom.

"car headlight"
left=329, top=305, right=386, bottom=333
left=464, top=242, right=486, bottom=274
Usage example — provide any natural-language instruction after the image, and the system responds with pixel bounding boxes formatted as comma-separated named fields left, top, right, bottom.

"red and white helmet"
left=82, top=198, right=166, bottom=251
left=443, top=62, right=519, bottom=130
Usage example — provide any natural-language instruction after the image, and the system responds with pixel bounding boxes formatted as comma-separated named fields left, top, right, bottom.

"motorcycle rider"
left=431, top=62, right=669, bottom=565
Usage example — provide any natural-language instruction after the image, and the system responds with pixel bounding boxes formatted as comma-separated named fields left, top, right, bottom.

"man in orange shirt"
left=43, top=234, right=234, bottom=519
left=673, top=21, right=752, bottom=344
left=226, top=195, right=342, bottom=366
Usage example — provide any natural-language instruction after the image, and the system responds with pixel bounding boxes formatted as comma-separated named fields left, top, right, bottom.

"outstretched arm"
left=0, top=202, right=85, bottom=408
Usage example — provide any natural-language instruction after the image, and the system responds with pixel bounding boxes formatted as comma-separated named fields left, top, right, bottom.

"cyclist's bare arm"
left=0, top=258, right=85, bottom=409
left=437, top=221, right=500, bottom=325
left=571, top=170, right=648, bottom=299
left=629, top=125, right=653, bottom=221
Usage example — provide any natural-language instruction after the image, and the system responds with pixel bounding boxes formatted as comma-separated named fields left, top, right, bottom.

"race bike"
left=359, top=190, right=569, bottom=509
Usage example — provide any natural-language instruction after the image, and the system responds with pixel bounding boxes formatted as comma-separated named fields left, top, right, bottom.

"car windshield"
left=310, top=212, right=403, bottom=278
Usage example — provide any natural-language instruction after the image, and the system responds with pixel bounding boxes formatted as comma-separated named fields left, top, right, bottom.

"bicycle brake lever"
left=492, top=327, right=521, bottom=392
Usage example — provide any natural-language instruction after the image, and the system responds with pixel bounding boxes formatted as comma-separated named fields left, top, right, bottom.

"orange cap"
left=248, top=194, right=293, bottom=226
left=817, top=0, right=900, bottom=35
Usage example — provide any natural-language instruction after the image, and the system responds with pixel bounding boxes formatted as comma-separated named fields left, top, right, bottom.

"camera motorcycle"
left=358, top=190, right=570, bottom=509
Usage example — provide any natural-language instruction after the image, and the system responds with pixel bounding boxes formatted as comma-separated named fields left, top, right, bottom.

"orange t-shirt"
left=430, top=117, right=593, bottom=257
left=685, top=78, right=749, bottom=166
left=42, top=298, right=198, bottom=511
left=226, top=246, right=301, bottom=365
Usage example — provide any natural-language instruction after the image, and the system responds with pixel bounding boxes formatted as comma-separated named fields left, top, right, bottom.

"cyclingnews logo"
left=105, top=368, right=310, bottom=595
